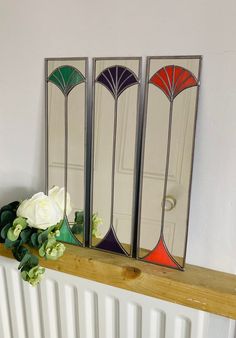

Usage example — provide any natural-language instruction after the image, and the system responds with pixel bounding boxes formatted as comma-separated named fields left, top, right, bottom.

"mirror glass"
left=138, top=57, right=201, bottom=268
left=46, top=58, right=87, bottom=245
left=92, top=58, right=141, bottom=255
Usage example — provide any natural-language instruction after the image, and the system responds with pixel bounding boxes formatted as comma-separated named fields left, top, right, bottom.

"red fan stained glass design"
left=143, top=64, right=199, bottom=270
left=150, top=65, right=198, bottom=101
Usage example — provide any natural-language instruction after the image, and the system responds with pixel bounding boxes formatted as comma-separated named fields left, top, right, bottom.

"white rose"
left=17, top=192, right=63, bottom=230
left=49, top=186, right=72, bottom=216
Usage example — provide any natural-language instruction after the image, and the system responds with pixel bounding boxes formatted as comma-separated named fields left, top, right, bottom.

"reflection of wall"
left=114, top=212, right=175, bottom=252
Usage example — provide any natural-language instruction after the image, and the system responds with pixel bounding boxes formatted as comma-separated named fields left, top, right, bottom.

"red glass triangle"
left=143, top=237, right=179, bottom=268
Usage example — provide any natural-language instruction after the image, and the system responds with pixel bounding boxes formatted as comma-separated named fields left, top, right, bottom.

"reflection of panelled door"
left=93, top=87, right=196, bottom=257
left=93, top=84, right=137, bottom=246
left=92, top=59, right=140, bottom=254
left=139, top=58, right=200, bottom=261
left=48, top=83, right=85, bottom=222
left=94, top=60, right=199, bottom=261
left=140, top=87, right=197, bottom=258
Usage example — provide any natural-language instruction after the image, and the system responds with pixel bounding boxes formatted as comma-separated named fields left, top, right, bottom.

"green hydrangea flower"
left=92, top=213, right=102, bottom=238
left=39, top=237, right=65, bottom=260
left=48, top=229, right=60, bottom=239
left=7, top=217, right=28, bottom=241
left=55, top=229, right=60, bottom=237
left=21, top=265, right=45, bottom=286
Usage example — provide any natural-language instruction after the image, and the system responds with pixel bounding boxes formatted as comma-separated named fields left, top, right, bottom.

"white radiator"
left=0, top=256, right=235, bottom=338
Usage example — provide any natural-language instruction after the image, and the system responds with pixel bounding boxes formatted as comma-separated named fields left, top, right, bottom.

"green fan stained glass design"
left=48, top=65, right=85, bottom=96
left=48, top=65, right=85, bottom=246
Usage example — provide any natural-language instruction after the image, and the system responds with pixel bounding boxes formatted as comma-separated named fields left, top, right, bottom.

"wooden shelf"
left=0, top=244, right=236, bottom=319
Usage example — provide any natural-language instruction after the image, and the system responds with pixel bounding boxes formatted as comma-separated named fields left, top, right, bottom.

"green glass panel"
left=48, top=65, right=85, bottom=96
left=57, top=218, right=81, bottom=245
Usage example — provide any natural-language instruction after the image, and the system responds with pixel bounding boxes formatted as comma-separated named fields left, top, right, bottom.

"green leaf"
left=29, top=232, right=39, bottom=248
left=19, top=252, right=39, bottom=272
left=0, top=201, right=19, bottom=214
left=71, top=223, right=83, bottom=235
left=46, top=237, right=56, bottom=247
left=37, top=226, right=54, bottom=245
left=0, top=211, right=15, bottom=226
left=7, top=227, right=19, bottom=241
left=39, top=242, right=46, bottom=257
left=45, top=241, right=65, bottom=261
left=28, top=255, right=39, bottom=268
left=21, top=265, right=45, bottom=286
left=20, top=228, right=32, bottom=243
left=21, top=270, right=27, bottom=281
left=1, top=223, right=12, bottom=240
left=0, top=205, right=12, bottom=213
left=5, top=238, right=14, bottom=248
left=48, top=65, right=85, bottom=96
left=5, top=237, right=21, bottom=249
left=13, top=217, right=27, bottom=230
left=8, top=201, right=20, bottom=211
left=74, top=210, right=84, bottom=224
left=21, top=258, right=39, bottom=272
left=12, top=245, right=29, bottom=262
left=18, top=253, right=31, bottom=270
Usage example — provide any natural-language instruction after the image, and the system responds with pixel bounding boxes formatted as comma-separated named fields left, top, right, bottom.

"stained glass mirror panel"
left=138, top=56, right=201, bottom=269
left=92, top=58, right=141, bottom=256
left=46, top=58, right=87, bottom=246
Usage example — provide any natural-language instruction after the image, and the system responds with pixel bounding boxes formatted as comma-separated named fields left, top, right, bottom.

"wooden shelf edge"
left=0, top=243, right=236, bottom=319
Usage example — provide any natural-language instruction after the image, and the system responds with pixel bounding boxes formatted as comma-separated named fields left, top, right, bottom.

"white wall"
left=0, top=0, right=236, bottom=274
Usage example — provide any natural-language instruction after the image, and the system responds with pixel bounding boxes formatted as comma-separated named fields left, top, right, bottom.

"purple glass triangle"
left=96, top=226, right=126, bottom=255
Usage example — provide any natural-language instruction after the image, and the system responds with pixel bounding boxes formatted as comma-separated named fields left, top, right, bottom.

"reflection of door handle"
left=162, top=196, right=176, bottom=211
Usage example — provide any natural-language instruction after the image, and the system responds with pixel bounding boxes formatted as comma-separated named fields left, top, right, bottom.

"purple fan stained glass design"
left=96, top=65, right=138, bottom=99
left=95, top=65, right=139, bottom=255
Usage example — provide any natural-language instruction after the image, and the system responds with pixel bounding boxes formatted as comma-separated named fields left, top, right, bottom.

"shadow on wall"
left=0, top=186, right=36, bottom=205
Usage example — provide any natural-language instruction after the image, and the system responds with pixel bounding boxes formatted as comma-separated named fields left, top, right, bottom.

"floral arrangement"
left=0, top=187, right=70, bottom=286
